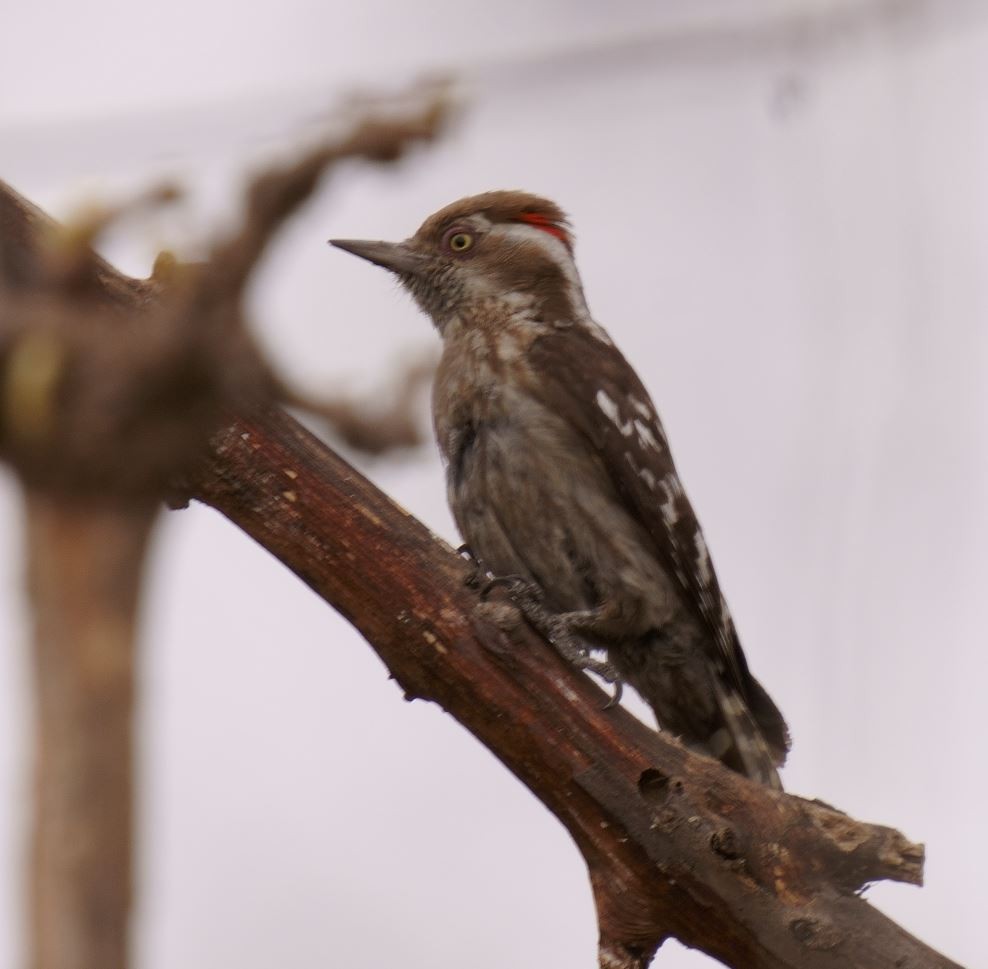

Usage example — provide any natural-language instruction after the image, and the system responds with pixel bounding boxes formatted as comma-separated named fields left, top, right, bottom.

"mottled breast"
left=432, top=314, right=539, bottom=480
left=432, top=316, right=679, bottom=625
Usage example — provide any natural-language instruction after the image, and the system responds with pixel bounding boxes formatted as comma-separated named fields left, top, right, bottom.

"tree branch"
left=281, top=347, right=436, bottom=454
left=187, top=406, right=952, bottom=969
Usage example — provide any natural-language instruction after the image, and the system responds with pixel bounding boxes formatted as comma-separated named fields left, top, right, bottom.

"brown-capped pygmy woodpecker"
left=331, top=191, right=789, bottom=788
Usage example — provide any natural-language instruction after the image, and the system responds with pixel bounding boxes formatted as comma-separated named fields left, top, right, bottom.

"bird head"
left=330, top=190, right=589, bottom=334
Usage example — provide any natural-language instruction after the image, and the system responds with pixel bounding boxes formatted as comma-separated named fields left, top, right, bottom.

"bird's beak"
left=328, top=238, right=426, bottom=276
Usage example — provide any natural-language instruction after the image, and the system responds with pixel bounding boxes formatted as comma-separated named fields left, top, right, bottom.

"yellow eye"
left=449, top=232, right=473, bottom=252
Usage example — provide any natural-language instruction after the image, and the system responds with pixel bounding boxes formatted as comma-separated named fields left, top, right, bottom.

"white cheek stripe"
left=495, top=222, right=613, bottom=344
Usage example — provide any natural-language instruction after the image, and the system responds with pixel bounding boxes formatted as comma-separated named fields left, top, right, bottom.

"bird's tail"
left=709, top=679, right=787, bottom=790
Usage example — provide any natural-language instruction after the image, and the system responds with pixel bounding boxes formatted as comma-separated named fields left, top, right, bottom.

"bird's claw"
left=545, top=616, right=623, bottom=709
left=568, top=653, right=624, bottom=710
left=602, top=678, right=623, bottom=709
left=480, top=573, right=543, bottom=607
left=458, top=545, right=492, bottom=590
left=477, top=575, right=624, bottom=709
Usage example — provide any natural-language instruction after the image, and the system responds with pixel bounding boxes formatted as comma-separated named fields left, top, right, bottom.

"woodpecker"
left=330, top=191, right=789, bottom=788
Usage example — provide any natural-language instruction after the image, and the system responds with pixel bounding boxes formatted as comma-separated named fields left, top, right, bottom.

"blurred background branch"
left=0, top=87, right=447, bottom=969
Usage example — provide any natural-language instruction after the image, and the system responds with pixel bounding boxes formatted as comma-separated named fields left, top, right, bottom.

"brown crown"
left=414, top=191, right=571, bottom=246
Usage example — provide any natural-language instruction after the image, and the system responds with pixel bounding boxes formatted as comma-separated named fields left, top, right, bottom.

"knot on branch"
left=789, top=914, right=841, bottom=951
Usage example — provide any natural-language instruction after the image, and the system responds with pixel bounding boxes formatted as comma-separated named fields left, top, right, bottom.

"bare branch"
left=187, top=407, right=954, bottom=969
left=284, top=349, right=436, bottom=454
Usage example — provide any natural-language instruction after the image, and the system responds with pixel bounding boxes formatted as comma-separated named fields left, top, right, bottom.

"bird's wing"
left=527, top=325, right=755, bottom=696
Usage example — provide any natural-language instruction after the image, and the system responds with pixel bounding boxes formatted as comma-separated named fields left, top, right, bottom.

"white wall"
left=2, top=2, right=985, bottom=966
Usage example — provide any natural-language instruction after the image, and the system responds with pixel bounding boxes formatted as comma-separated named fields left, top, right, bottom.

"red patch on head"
left=516, top=211, right=569, bottom=245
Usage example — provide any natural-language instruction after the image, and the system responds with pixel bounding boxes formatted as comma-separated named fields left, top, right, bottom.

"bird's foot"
left=548, top=622, right=623, bottom=707
left=484, top=577, right=624, bottom=707
left=457, top=544, right=489, bottom=589
left=480, top=573, right=543, bottom=609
